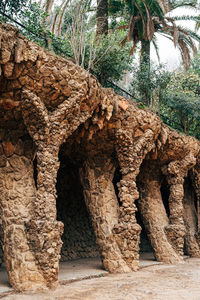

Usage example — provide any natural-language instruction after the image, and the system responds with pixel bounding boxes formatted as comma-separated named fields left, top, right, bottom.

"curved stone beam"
left=0, top=22, right=102, bottom=112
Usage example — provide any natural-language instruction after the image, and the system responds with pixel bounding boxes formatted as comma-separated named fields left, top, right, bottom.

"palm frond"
left=176, top=25, right=200, bottom=42
left=142, top=0, right=155, bottom=40
left=178, top=38, right=191, bottom=70
left=130, top=37, right=138, bottom=54
left=195, top=21, right=200, bottom=31
left=128, top=15, right=140, bottom=41
left=132, top=0, right=147, bottom=40
left=176, top=32, right=197, bottom=54
left=186, top=36, right=197, bottom=55
left=171, top=0, right=198, bottom=10
left=122, top=0, right=199, bottom=70
left=148, top=0, right=164, bottom=18
left=171, top=15, right=200, bottom=22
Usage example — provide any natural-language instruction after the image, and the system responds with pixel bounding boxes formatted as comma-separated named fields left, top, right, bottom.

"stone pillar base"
left=165, top=224, right=185, bottom=257
left=113, top=223, right=141, bottom=271
left=25, top=220, right=63, bottom=288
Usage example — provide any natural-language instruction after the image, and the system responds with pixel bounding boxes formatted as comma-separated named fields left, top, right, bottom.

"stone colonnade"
left=0, top=22, right=200, bottom=292
left=0, top=92, right=199, bottom=292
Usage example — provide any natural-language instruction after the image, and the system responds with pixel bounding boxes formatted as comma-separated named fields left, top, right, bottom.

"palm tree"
left=121, top=0, right=200, bottom=105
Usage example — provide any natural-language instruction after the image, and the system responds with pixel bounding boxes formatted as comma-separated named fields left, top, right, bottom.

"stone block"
left=2, top=141, right=14, bottom=157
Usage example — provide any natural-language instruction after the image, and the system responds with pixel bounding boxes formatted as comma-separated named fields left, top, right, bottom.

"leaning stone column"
left=138, top=161, right=183, bottom=263
left=0, top=137, right=46, bottom=291
left=25, top=144, right=63, bottom=288
left=22, top=90, right=63, bottom=289
left=164, top=175, right=185, bottom=256
left=162, top=154, right=196, bottom=257
left=80, top=157, right=132, bottom=273
left=114, top=128, right=156, bottom=270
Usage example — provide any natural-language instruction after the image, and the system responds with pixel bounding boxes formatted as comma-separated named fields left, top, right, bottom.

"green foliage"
left=19, top=2, right=73, bottom=57
left=19, top=2, right=49, bottom=47
left=130, top=58, right=200, bottom=139
left=189, top=52, right=200, bottom=77
left=88, top=33, right=133, bottom=85
left=130, top=62, right=171, bottom=107
left=106, top=0, right=199, bottom=107
left=57, top=0, right=133, bottom=85
left=161, top=72, right=200, bottom=139
left=0, top=0, right=28, bottom=16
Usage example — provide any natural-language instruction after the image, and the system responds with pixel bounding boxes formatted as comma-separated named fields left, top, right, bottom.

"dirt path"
left=3, top=258, right=200, bottom=300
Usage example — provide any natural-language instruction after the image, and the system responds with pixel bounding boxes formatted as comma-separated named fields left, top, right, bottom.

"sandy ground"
left=2, top=257, right=200, bottom=300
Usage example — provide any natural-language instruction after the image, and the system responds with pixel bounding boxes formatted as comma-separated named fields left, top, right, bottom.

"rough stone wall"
left=0, top=22, right=200, bottom=292
left=0, top=109, right=47, bottom=291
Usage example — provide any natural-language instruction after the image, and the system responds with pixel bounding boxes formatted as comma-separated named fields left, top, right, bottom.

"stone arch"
left=56, top=142, right=100, bottom=262
left=137, top=159, right=183, bottom=263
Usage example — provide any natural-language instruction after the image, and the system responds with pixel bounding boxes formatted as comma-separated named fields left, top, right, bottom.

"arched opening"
left=184, top=173, right=198, bottom=211
left=56, top=144, right=100, bottom=262
left=160, top=176, right=170, bottom=218
left=135, top=158, right=179, bottom=263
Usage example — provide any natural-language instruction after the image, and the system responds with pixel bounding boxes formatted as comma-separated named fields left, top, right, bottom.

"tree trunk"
left=52, top=0, right=65, bottom=34
left=44, top=0, right=54, bottom=49
left=139, top=40, right=151, bottom=106
left=96, top=0, right=108, bottom=36
left=45, top=0, right=54, bottom=17
left=57, top=0, right=70, bottom=36
left=38, top=0, right=43, bottom=7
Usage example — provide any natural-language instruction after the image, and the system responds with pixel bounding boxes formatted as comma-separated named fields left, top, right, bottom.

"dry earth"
left=2, top=257, right=200, bottom=300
